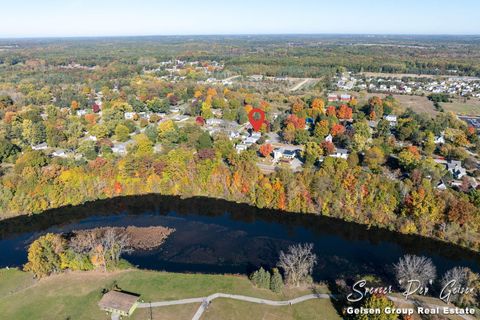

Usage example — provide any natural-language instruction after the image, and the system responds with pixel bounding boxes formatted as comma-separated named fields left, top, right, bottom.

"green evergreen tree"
left=270, top=268, right=284, bottom=293
left=259, top=267, right=271, bottom=289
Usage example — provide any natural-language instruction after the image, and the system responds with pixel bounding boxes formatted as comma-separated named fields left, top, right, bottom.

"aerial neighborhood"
left=2, top=32, right=480, bottom=320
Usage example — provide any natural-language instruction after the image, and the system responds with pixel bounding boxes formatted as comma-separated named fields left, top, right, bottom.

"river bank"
left=1, top=195, right=478, bottom=282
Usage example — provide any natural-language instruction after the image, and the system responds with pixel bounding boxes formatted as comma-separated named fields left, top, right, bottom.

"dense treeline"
left=1, top=35, right=480, bottom=79
left=0, top=139, right=478, bottom=251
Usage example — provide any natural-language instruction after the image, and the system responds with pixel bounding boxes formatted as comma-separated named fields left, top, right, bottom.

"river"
left=0, top=195, right=478, bottom=281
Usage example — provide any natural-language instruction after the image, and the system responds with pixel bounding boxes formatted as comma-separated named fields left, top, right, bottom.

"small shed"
left=98, top=290, right=139, bottom=317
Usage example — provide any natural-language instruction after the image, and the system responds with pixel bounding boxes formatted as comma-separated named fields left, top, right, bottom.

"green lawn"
left=0, top=268, right=36, bottom=297
left=442, top=98, right=480, bottom=115
left=0, top=268, right=341, bottom=320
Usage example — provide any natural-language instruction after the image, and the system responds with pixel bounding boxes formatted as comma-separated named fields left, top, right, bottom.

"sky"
left=1, top=0, right=479, bottom=38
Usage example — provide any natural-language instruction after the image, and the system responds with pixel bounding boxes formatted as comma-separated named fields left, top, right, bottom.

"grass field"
left=338, top=91, right=438, bottom=116
left=442, top=98, right=480, bottom=115
left=0, top=268, right=341, bottom=320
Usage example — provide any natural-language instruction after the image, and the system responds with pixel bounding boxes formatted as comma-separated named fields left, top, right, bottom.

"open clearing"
left=0, top=268, right=340, bottom=320
left=336, top=91, right=438, bottom=116
left=442, top=97, right=480, bottom=115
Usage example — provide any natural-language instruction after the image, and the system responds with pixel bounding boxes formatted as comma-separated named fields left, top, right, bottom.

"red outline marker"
left=248, top=108, right=265, bottom=132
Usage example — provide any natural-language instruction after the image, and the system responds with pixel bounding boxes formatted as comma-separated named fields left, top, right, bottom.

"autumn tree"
left=310, top=98, right=325, bottom=112
left=368, top=96, right=384, bottom=118
left=24, top=233, right=65, bottom=278
left=337, top=105, right=352, bottom=119
left=355, top=295, right=397, bottom=320
left=282, top=123, right=296, bottom=144
left=331, top=124, right=345, bottom=136
left=303, top=142, right=323, bottom=166
left=133, top=133, right=153, bottom=156
left=115, top=124, right=130, bottom=142
left=259, top=144, right=274, bottom=158
left=314, top=120, right=330, bottom=139
left=398, top=146, right=421, bottom=171
left=326, top=106, right=336, bottom=117
left=364, top=146, right=385, bottom=170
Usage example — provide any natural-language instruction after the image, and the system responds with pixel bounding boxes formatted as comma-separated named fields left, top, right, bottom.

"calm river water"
left=0, top=195, right=478, bottom=281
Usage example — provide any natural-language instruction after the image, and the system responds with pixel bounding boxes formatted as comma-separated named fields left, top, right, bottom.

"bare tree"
left=441, top=267, right=468, bottom=303
left=101, top=228, right=131, bottom=266
left=394, top=255, right=436, bottom=289
left=278, top=243, right=317, bottom=287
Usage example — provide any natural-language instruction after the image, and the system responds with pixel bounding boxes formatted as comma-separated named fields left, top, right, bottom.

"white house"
left=325, top=134, right=333, bottom=143
left=251, top=132, right=262, bottom=139
left=236, top=143, right=248, bottom=153
left=124, top=112, right=136, bottom=120
left=243, top=137, right=259, bottom=145
left=52, top=149, right=68, bottom=158
left=76, top=110, right=87, bottom=116
left=447, top=160, right=467, bottom=179
left=329, top=148, right=349, bottom=160
left=273, top=148, right=297, bottom=161
left=384, top=115, right=398, bottom=127
left=434, top=133, right=445, bottom=144
left=31, top=142, right=48, bottom=150
left=112, top=143, right=128, bottom=155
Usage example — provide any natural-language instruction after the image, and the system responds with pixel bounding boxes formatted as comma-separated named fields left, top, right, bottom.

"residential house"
left=124, top=112, right=136, bottom=120
left=447, top=160, right=467, bottom=179
left=436, top=180, right=447, bottom=190
left=273, top=148, right=297, bottom=161
left=384, top=115, right=398, bottom=127
left=236, top=143, right=248, bottom=153
left=31, top=142, right=48, bottom=150
left=112, top=141, right=133, bottom=155
left=434, top=133, right=445, bottom=144
left=98, top=290, right=139, bottom=317
left=51, top=149, right=68, bottom=158
left=327, top=94, right=339, bottom=102
left=340, top=94, right=351, bottom=102
left=329, top=148, right=350, bottom=160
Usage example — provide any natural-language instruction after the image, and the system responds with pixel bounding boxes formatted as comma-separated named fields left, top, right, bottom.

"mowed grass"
left=442, top=98, right=480, bottom=115
left=202, top=298, right=341, bottom=320
left=0, top=268, right=36, bottom=297
left=0, top=268, right=340, bottom=320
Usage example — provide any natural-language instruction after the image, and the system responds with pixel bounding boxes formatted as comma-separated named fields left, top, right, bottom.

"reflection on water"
left=0, top=195, right=478, bottom=281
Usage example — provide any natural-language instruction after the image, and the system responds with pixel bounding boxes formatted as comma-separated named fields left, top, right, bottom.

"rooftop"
left=98, top=291, right=139, bottom=314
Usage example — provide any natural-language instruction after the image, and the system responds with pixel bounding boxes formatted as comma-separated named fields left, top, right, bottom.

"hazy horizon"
left=1, top=0, right=479, bottom=38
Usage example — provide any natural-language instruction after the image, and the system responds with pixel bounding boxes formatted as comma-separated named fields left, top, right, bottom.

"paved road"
left=289, top=78, right=317, bottom=91
left=138, top=293, right=331, bottom=320
left=222, top=75, right=241, bottom=82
